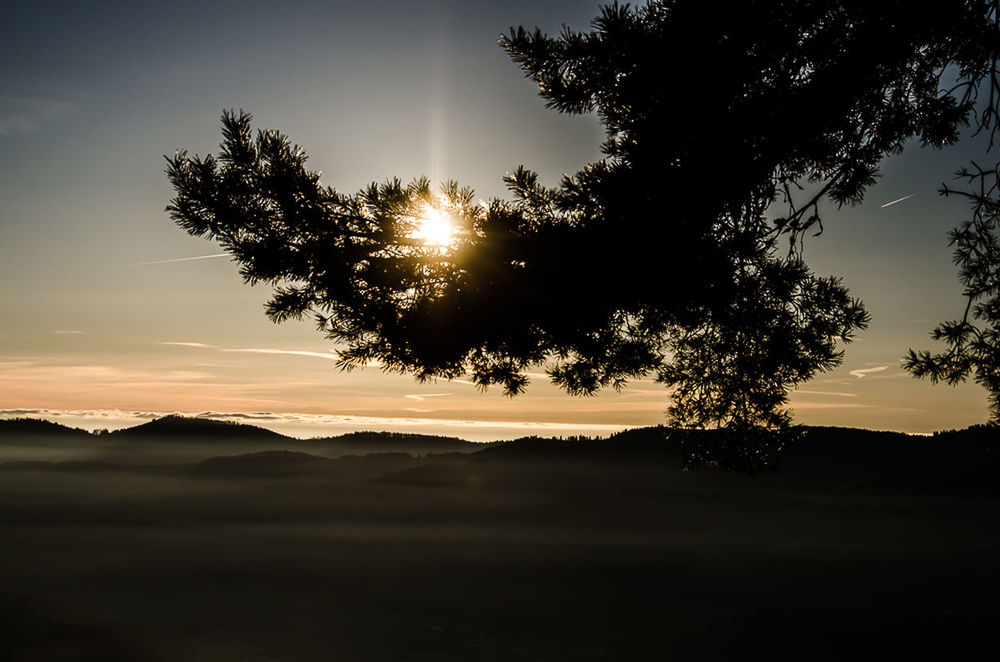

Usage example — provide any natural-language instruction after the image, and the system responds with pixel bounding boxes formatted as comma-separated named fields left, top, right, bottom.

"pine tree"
left=168, top=1, right=1000, bottom=467
left=906, top=164, right=1000, bottom=425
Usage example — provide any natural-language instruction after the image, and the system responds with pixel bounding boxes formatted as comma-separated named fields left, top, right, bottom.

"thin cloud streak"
left=53, top=330, right=84, bottom=335
left=161, top=340, right=393, bottom=368
left=404, top=393, right=453, bottom=401
left=222, top=348, right=341, bottom=361
left=789, top=402, right=873, bottom=410
left=880, top=193, right=915, bottom=208
left=161, top=341, right=341, bottom=362
left=0, top=408, right=161, bottom=422
left=792, top=389, right=857, bottom=398
left=849, top=366, right=888, bottom=379
left=125, top=253, right=229, bottom=267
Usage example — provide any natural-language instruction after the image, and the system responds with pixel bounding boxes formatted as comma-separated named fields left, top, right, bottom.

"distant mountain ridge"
left=0, top=415, right=483, bottom=459
left=101, top=415, right=480, bottom=452
left=309, top=430, right=482, bottom=454
left=0, top=418, right=91, bottom=438
left=0, top=416, right=995, bottom=494
left=1, top=416, right=993, bottom=460
left=106, top=415, right=288, bottom=442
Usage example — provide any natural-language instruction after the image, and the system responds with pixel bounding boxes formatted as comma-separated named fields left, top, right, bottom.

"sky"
left=0, top=0, right=992, bottom=439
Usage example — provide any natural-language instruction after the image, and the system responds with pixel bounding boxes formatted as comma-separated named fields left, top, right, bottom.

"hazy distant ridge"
left=0, top=415, right=482, bottom=463
left=0, top=417, right=93, bottom=438
left=106, top=415, right=288, bottom=442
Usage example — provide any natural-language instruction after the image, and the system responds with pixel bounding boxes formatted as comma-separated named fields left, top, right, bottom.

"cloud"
left=787, top=402, right=874, bottom=410
left=849, top=366, right=888, bottom=379
left=222, top=348, right=341, bottom=361
left=404, top=393, right=453, bottom=401
left=185, top=410, right=632, bottom=433
left=0, top=408, right=161, bottom=421
left=0, top=96, right=75, bottom=136
left=53, top=330, right=84, bottom=335
left=401, top=393, right=453, bottom=412
left=0, top=358, right=280, bottom=413
left=622, top=388, right=667, bottom=397
left=196, top=411, right=282, bottom=421
left=792, top=389, right=857, bottom=398
left=161, top=341, right=343, bottom=363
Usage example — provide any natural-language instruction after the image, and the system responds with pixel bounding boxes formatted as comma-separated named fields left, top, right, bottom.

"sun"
left=411, top=203, right=456, bottom=248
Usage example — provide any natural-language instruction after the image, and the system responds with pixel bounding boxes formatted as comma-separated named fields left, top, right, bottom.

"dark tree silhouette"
left=167, top=1, right=999, bottom=467
left=906, top=164, right=1000, bottom=425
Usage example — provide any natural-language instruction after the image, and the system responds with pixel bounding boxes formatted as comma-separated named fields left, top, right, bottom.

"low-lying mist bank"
left=0, top=417, right=996, bottom=659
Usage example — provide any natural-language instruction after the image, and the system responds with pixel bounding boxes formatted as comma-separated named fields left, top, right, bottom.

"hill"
left=474, top=426, right=676, bottom=459
left=0, top=415, right=485, bottom=463
left=468, top=424, right=998, bottom=495
left=106, top=415, right=289, bottom=443
left=308, top=430, right=481, bottom=456
left=2, top=415, right=993, bottom=479
left=0, top=418, right=92, bottom=439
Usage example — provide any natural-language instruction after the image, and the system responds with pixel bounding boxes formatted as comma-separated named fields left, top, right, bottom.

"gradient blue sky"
left=0, top=1, right=991, bottom=438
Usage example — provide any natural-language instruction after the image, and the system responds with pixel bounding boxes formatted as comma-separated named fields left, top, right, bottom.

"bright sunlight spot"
left=412, top=203, right=456, bottom=247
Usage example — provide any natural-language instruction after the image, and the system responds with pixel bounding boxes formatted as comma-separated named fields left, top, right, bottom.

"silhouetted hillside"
left=473, top=426, right=680, bottom=465
left=0, top=416, right=485, bottom=464
left=107, top=415, right=289, bottom=442
left=0, top=418, right=91, bottom=438
left=0, top=418, right=103, bottom=463
left=468, top=424, right=998, bottom=494
left=0, top=460, right=128, bottom=473
left=309, top=430, right=480, bottom=454
left=784, top=425, right=995, bottom=470
left=931, top=423, right=997, bottom=446
left=2, top=416, right=994, bottom=482
left=102, top=416, right=482, bottom=457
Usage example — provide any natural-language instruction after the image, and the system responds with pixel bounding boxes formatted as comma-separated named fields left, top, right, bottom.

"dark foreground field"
left=0, top=419, right=996, bottom=661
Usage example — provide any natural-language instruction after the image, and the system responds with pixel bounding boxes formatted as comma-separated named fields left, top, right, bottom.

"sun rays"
left=410, top=202, right=457, bottom=248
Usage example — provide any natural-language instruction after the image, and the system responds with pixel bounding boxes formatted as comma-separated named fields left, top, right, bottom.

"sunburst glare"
left=411, top=203, right=456, bottom=248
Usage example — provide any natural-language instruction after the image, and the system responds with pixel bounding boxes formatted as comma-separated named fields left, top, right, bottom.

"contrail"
left=125, top=253, right=228, bottom=267
left=221, top=348, right=341, bottom=361
left=880, top=193, right=915, bottom=208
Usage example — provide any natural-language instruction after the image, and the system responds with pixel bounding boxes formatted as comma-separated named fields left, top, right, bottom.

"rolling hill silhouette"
left=100, top=415, right=479, bottom=454
left=1, top=416, right=994, bottom=487
left=0, top=417, right=92, bottom=439
left=106, top=415, right=287, bottom=442
left=0, top=415, right=484, bottom=464
left=308, top=430, right=481, bottom=456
